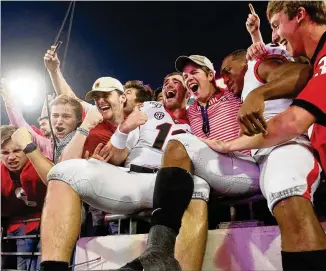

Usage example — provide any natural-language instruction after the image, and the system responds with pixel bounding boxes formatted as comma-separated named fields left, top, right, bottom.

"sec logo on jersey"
left=154, top=112, right=165, bottom=120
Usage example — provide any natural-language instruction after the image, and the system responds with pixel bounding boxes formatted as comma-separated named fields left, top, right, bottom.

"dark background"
left=1, top=1, right=271, bottom=126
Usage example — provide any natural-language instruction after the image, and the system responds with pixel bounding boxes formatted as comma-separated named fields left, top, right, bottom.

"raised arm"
left=1, top=79, right=52, bottom=158
left=11, top=128, right=54, bottom=185
left=44, top=46, right=78, bottom=99
left=246, top=3, right=263, bottom=44
left=44, top=46, right=93, bottom=112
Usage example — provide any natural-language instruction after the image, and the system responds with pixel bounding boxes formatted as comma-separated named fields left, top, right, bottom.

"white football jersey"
left=124, top=101, right=191, bottom=168
left=242, top=43, right=294, bottom=122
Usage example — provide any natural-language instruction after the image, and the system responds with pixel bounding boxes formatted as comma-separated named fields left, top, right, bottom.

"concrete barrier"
left=74, top=222, right=326, bottom=271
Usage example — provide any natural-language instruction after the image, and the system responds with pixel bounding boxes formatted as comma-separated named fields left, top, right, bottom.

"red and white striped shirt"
left=187, top=89, right=251, bottom=156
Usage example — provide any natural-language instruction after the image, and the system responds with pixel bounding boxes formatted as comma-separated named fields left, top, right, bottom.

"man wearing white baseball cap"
left=85, top=76, right=125, bottom=100
left=84, top=77, right=126, bottom=126
left=141, top=54, right=259, bottom=270
left=175, top=55, right=219, bottom=91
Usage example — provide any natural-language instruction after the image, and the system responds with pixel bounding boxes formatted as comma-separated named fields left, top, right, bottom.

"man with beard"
left=122, top=46, right=317, bottom=270
left=38, top=72, right=209, bottom=271
left=109, top=55, right=260, bottom=271
left=37, top=116, right=51, bottom=138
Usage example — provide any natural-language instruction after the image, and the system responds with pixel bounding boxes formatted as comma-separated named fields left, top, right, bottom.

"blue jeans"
left=7, top=225, right=40, bottom=271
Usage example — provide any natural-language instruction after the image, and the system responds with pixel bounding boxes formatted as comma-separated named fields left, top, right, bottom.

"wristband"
left=110, top=125, right=128, bottom=149
left=77, top=127, right=89, bottom=137
left=23, top=143, right=37, bottom=154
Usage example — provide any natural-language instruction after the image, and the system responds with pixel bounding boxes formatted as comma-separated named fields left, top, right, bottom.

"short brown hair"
left=124, top=80, right=152, bottom=103
left=37, top=116, right=49, bottom=123
left=1, top=125, right=18, bottom=146
left=267, top=1, right=326, bottom=24
left=200, top=66, right=212, bottom=77
left=153, top=87, right=163, bottom=101
left=50, top=94, right=83, bottom=122
left=163, top=72, right=183, bottom=84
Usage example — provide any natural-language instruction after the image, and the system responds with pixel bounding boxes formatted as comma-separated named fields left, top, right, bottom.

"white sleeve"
left=81, top=101, right=95, bottom=112
left=126, top=128, right=140, bottom=151
left=265, top=43, right=294, bottom=62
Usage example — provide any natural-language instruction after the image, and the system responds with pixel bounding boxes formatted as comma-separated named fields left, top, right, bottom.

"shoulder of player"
left=265, top=43, right=292, bottom=59
left=254, top=45, right=293, bottom=83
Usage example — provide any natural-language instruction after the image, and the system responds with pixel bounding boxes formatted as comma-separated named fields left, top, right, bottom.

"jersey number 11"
left=152, top=123, right=186, bottom=150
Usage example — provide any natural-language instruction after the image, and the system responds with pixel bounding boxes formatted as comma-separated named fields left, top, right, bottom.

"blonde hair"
left=267, top=1, right=326, bottom=24
left=50, top=94, right=83, bottom=122
left=1, top=125, right=18, bottom=146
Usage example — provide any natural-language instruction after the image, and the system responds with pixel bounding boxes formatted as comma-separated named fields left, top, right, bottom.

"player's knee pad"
left=152, top=167, right=194, bottom=233
left=260, top=144, right=322, bottom=213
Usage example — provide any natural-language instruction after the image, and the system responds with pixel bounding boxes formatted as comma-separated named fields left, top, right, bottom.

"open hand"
left=199, top=137, right=231, bottom=153
left=84, top=142, right=113, bottom=162
left=238, top=91, right=267, bottom=136
left=119, top=106, right=148, bottom=134
left=44, top=45, right=60, bottom=72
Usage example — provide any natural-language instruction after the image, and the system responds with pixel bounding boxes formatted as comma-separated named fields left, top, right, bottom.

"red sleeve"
left=293, top=72, right=326, bottom=126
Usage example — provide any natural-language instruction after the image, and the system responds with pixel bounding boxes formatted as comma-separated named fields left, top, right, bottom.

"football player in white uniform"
left=201, top=45, right=324, bottom=270
left=39, top=72, right=209, bottom=271
left=122, top=48, right=318, bottom=271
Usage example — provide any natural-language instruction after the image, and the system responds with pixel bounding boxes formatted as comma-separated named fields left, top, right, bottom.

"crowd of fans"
left=1, top=1, right=326, bottom=271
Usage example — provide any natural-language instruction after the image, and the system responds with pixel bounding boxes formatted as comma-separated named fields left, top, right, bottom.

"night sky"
left=1, top=1, right=272, bottom=126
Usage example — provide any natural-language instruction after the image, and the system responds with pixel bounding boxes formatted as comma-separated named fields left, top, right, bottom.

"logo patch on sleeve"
left=154, top=112, right=165, bottom=120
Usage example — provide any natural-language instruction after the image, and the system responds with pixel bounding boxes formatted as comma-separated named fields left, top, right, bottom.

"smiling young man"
left=231, top=1, right=326, bottom=173
left=123, top=80, right=153, bottom=114
left=38, top=72, right=210, bottom=271
left=217, top=45, right=325, bottom=271
left=200, top=1, right=326, bottom=270
left=123, top=55, right=261, bottom=271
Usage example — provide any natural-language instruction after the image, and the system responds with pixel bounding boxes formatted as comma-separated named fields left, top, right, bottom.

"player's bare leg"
left=115, top=140, right=203, bottom=271
left=175, top=200, right=208, bottom=271
left=273, top=196, right=326, bottom=270
left=40, top=181, right=82, bottom=270
left=163, top=140, right=208, bottom=271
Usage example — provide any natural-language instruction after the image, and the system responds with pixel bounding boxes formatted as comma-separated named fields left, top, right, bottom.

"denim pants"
left=7, top=225, right=40, bottom=271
